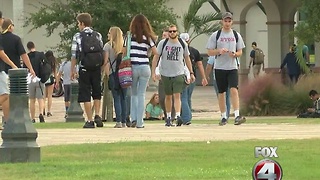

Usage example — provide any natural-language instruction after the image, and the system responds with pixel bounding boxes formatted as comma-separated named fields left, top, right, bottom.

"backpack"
left=38, top=52, right=52, bottom=83
left=118, top=31, right=133, bottom=88
left=80, top=31, right=103, bottom=70
left=108, top=52, right=122, bottom=90
left=254, top=48, right=264, bottom=64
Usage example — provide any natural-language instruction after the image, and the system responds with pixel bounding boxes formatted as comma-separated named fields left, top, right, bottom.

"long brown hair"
left=129, top=14, right=156, bottom=43
left=148, top=93, right=160, bottom=107
left=45, top=50, right=57, bottom=73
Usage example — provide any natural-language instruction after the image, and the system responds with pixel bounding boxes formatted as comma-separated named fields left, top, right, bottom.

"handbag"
left=118, top=31, right=133, bottom=88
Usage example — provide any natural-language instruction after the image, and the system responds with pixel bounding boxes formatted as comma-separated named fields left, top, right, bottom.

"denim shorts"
left=0, top=71, right=9, bottom=95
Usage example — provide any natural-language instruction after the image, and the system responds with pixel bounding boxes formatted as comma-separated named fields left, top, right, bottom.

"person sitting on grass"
left=297, top=90, right=320, bottom=118
left=144, top=93, right=164, bottom=120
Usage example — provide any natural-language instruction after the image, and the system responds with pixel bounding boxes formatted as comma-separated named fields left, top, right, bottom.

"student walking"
left=103, top=26, right=128, bottom=128
left=152, top=24, right=195, bottom=127
left=56, top=60, right=77, bottom=118
left=206, top=12, right=246, bottom=126
left=123, top=14, right=158, bottom=128
left=0, top=13, right=18, bottom=128
left=179, top=33, right=208, bottom=125
left=157, top=28, right=176, bottom=120
left=0, top=18, right=35, bottom=126
left=71, top=13, right=104, bottom=128
left=26, top=41, right=46, bottom=123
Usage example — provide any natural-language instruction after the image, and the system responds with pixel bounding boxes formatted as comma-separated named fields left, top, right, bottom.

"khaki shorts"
left=28, top=81, right=45, bottom=99
left=161, top=75, right=185, bottom=95
left=253, top=64, right=262, bottom=76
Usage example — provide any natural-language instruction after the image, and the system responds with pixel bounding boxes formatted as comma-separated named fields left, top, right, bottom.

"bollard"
left=65, top=82, right=84, bottom=122
left=0, top=68, right=40, bottom=163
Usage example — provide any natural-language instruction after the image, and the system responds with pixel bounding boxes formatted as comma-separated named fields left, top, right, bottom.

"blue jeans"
left=126, top=86, right=131, bottom=122
left=110, top=73, right=127, bottom=123
left=181, top=81, right=196, bottom=123
left=212, top=80, right=231, bottom=119
left=130, top=65, right=151, bottom=127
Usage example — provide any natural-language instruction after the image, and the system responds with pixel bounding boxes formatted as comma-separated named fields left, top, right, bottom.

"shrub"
left=239, top=74, right=318, bottom=116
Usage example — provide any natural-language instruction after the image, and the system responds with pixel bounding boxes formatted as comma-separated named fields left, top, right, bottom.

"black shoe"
left=47, top=112, right=52, bottom=117
left=94, top=115, right=104, bottom=127
left=219, top=118, right=227, bottom=126
left=126, top=121, right=132, bottom=127
left=83, top=121, right=95, bottom=128
left=183, top=121, right=191, bottom=125
left=165, top=118, right=174, bottom=127
left=176, top=116, right=183, bottom=127
left=31, top=119, right=36, bottom=123
left=136, top=126, right=145, bottom=128
left=234, top=116, right=246, bottom=125
left=39, top=114, right=45, bottom=123
left=130, top=121, right=137, bottom=128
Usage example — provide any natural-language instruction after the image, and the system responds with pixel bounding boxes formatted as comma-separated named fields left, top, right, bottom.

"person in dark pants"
left=279, top=45, right=301, bottom=85
left=71, top=13, right=104, bottom=128
left=179, top=33, right=208, bottom=125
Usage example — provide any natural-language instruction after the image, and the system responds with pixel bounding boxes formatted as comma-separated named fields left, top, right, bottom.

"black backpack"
left=80, top=31, right=103, bottom=70
left=108, top=52, right=123, bottom=91
left=38, top=52, right=52, bottom=83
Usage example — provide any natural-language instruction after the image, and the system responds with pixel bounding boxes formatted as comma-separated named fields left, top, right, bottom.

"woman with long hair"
left=104, top=26, right=128, bottom=128
left=44, top=50, right=57, bottom=117
left=123, top=14, right=158, bottom=128
left=144, top=93, right=163, bottom=120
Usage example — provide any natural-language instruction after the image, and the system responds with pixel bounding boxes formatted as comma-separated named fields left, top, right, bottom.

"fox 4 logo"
left=252, top=147, right=282, bottom=180
left=254, top=147, right=278, bottom=158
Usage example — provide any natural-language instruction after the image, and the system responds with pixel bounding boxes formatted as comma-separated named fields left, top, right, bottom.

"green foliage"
left=295, top=0, right=320, bottom=43
left=291, top=0, right=320, bottom=74
left=24, top=0, right=178, bottom=58
left=181, top=0, right=221, bottom=43
left=240, top=75, right=320, bottom=116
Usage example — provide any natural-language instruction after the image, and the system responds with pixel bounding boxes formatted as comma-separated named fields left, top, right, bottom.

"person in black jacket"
left=279, top=45, right=301, bottom=84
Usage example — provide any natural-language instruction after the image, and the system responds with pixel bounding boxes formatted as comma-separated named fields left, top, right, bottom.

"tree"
left=24, top=0, right=178, bottom=57
left=181, top=0, right=221, bottom=43
left=291, top=0, right=320, bottom=73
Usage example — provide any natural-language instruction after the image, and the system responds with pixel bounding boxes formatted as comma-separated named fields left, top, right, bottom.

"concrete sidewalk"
left=2, top=86, right=320, bottom=147
left=39, top=86, right=221, bottom=123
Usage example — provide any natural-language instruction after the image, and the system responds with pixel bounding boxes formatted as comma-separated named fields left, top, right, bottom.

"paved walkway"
left=2, top=86, right=320, bottom=146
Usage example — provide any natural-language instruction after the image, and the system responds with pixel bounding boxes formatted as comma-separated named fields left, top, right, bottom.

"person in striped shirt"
left=123, top=14, right=158, bottom=128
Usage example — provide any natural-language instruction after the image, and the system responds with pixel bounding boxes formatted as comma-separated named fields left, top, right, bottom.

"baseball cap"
left=180, top=33, right=190, bottom=42
left=222, top=12, right=233, bottom=19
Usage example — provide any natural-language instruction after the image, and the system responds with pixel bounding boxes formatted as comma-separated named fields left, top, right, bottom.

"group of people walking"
left=1, top=11, right=249, bottom=129
left=0, top=11, right=57, bottom=129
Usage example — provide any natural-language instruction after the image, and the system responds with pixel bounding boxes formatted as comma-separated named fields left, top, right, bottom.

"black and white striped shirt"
left=125, top=35, right=155, bottom=65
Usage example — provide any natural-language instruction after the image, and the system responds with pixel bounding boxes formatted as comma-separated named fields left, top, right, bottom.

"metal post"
left=65, top=82, right=84, bottom=122
left=0, top=68, right=40, bottom=163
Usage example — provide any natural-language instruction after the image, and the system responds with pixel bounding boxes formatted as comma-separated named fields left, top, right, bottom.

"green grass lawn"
left=0, top=139, right=319, bottom=180
left=33, top=117, right=320, bottom=129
